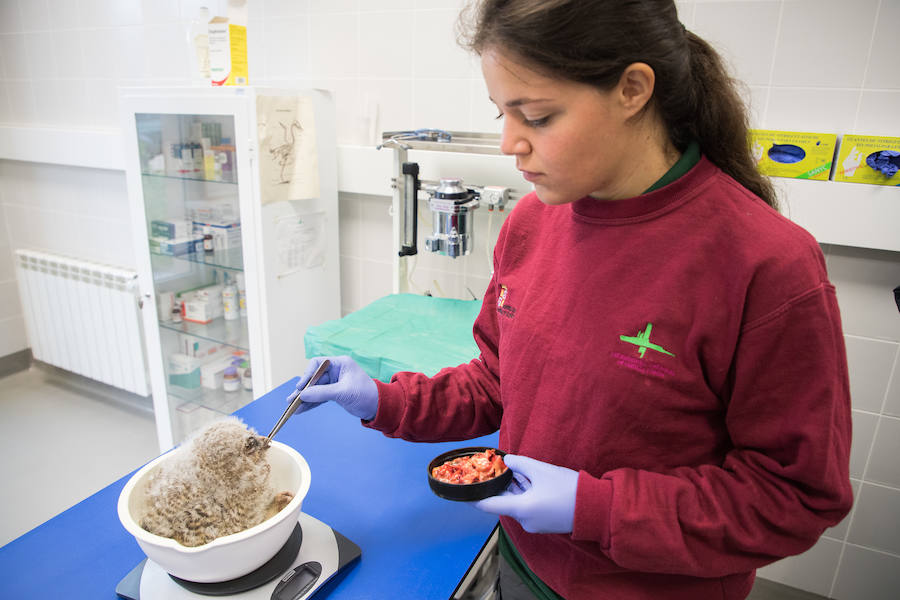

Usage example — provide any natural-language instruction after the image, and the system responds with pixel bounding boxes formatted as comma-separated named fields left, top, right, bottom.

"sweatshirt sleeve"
left=365, top=277, right=505, bottom=442
left=572, top=283, right=853, bottom=577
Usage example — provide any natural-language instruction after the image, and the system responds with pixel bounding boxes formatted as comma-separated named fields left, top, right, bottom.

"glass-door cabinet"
left=121, top=88, right=341, bottom=450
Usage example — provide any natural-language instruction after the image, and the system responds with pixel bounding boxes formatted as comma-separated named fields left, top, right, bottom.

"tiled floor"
left=0, top=365, right=828, bottom=599
left=0, top=365, right=158, bottom=547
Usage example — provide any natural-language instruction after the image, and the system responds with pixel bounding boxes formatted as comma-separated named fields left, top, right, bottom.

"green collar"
left=644, top=140, right=700, bottom=193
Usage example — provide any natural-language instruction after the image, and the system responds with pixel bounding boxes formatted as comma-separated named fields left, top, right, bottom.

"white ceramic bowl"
left=117, top=441, right=311, bottom=583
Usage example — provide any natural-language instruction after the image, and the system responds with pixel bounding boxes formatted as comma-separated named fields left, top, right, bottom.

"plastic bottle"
left=235, top=272, right=247, bottom=317
left=203, top=226, right=214, bottom=253
left=242, top=366, right=252, bottom=391
left=223, top=366, right=240, bottom=392
left=222, top=274, right=239, bottom=321
left=188, top=7, right=211, bottom=86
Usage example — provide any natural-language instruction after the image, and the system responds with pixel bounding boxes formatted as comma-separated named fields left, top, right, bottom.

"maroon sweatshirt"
left=370, top=157, right=853, bottom=599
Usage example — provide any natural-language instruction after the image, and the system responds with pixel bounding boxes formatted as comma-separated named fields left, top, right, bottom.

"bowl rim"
left=117, top=440, right=310, bottom=553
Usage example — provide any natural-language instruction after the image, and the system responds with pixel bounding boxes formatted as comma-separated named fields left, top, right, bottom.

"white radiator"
left=15, top=250, right=150, bottom=396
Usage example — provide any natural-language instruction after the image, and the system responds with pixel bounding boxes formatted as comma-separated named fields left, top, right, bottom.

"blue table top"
left=0, top=378, right=500, bottom=599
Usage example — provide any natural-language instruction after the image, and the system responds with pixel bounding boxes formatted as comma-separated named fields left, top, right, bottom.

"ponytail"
left=679, top=32, right=778, bottom=209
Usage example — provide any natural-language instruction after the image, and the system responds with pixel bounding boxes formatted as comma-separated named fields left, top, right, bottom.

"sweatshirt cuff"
left=572, top=472, right=613, bottom=549
left=364, top=379, right=404, bottom=433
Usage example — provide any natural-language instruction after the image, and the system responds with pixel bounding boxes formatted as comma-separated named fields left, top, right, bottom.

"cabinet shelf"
left=150, top=247, right=244, bottom=272
left=141, top=172, right=237, bottom=185
left=160, top=315, right=250, bottom=352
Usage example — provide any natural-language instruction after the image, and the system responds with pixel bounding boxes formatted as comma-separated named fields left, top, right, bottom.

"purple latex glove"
left=287, top=356, right=377, bottom=421
left=474, top=455, right=578, bottom=534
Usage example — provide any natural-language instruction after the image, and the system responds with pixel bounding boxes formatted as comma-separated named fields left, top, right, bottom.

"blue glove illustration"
left=287, top=356, right=378, bottom=421
left=474, top=455, right=578, bottom=534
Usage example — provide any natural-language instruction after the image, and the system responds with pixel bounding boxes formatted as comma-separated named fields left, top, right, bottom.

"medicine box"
left=749, top=130, right=838, bottom=180
left=151, top=219, right=193, bottom=240
left=159, top=236, right=202, bottom=256
left=209, top=16, right=248, bottom=86
left=833, top=135, right=900, bottom=186
left=167, top=353, right=202, bottom=389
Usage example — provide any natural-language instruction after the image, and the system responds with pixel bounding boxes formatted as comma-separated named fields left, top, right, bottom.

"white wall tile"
left=764, top=88, right=859, bottom=133
left=772, top=0, right=878, bottom=88
left=139, top=0, right=180, bottom=25
left=80, top=29, right=119, bottom=79
left=756, top=536, right=843, bottom=598
left=359, top=258, right=392, bottom=308
left=674, top=1, right=695, bottom=28
left=83, top=78, right=119, bottom=128
left=308, top=12, right=358, bottom=78
left=412, top=78, right=471, bottom=131
left=264, top=0, right=310, bottom=18
left=864, top=0, right=900, bottom=90
left=412, top=8, right=473, bottom=80
left=78, top=0, right=143, bottom=28
left=0, top=280, right=22, bottom=320
left=0, top=315, right=28, bottom=357
left=263, top=16, right=310, bottom=81
left=847, top=482, right=900, bottom=555
left=359, top=194, right=393, bottom=263
left=309, top=0, right=357, bottom=13
left=24, top=31, right=59, bottom=79
left=0, top=81, right=12, bottom=122
left=468, top=75, right=501, bottom=134
left=143, top=24, right=186, bottom=80
left=338, top=192, right=363, bottom=259
left=358, top=11, right=413, bottom=79
left=17, top=0, right=49, bottom=33
left=46, top=0, right=83, bottom=31
left=866, top=416, right=900, bottom=488
left=339, top=254, right=361, bottom=315
left=1, top=33, right=31, bottom=78
left=844, top=335, right=897, bottom=413
left=5, top=80, right=37, bottom=123
left=358, top=78, right=413, bottom=136
left=827, top=246, right=900, bottom=342
left=833, top=544, right=900, bottom=600
left=52, top=29, right=85, bottom=80
left=32, top=79, right=88, bottom=127
left=855, top=90, right=900, bottom=135
left=0, top=2, right=23, bottom=34
left=884, top=350, right=900, bottom=417
left=692, top=1, right=780, bottom=86
left=850, top=409, right=878, bottom=479
left=361, top=0, right=415, bottom=10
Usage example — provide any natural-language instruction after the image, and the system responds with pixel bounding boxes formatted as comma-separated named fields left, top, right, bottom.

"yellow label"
left=225, top=24, right=248, bottom=86
left=833, top=135, right=900, bottom=186
left=749, top=130, right=838, bottom=180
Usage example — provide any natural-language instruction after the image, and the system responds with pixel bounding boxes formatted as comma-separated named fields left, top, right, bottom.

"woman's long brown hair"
left=459, top=0, right=778, bottom=209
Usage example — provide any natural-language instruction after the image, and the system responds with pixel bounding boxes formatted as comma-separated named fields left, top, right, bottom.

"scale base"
left=116, top=513, right=360, bottom=600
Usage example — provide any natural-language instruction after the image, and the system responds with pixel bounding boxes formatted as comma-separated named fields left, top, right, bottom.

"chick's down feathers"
left=139, top=417, right=294, bottom=547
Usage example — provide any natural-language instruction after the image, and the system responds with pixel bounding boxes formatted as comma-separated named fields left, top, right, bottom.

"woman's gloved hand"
left=474, top=455, right=578, bottom=534
left=286, top=356, right=378, bottom=421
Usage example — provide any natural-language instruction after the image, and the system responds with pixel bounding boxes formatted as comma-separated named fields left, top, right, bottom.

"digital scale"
left=116, top=513, right=360, bottom=600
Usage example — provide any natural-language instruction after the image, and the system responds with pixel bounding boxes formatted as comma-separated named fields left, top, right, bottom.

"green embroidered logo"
left=619, top=323, right=675, bottom=359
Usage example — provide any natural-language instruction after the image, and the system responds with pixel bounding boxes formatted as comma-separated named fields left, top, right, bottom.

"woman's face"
left=481, top=47, right=647, bottom=205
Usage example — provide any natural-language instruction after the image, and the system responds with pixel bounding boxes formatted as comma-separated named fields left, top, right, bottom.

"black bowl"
left=427, top=447, right=513, bottom=502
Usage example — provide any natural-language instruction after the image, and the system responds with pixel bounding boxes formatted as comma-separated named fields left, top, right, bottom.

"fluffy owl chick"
left=139, top=417, right=294, bottom=547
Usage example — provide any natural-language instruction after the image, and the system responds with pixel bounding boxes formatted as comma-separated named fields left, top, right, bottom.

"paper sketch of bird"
left=269, top=120, right=302, bottom=184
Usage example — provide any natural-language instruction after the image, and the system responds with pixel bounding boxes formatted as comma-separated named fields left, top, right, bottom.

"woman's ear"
left=616, top=62, right=656, bottom=118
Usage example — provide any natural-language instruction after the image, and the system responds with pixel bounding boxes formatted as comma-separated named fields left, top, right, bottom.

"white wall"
left=0, top=1, right=898, bottom=597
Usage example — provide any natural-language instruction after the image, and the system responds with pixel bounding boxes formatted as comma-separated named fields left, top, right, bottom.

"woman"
left=290, top=1, right=853, bottom=598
